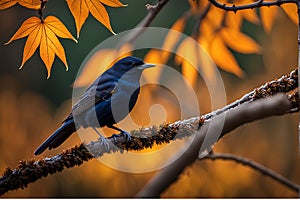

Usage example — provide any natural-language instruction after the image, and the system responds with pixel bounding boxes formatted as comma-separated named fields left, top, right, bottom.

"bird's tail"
left=34, top=120, right=76, bottom=155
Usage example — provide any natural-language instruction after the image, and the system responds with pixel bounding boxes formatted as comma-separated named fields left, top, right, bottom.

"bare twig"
left=124, top=0, right=171, bottom=44
left=206, top=152, right=300, bottom=193
left=209, top=0, right=298, bottom=12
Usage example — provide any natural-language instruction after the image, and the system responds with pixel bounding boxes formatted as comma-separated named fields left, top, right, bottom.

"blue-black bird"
left=34, top=56, right=155, bottom=155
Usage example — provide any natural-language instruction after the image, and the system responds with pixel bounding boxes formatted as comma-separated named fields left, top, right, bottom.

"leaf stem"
left=38, top=0, right=47, bottom=21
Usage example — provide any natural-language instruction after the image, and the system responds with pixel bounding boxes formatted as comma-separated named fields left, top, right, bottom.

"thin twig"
left=209, top=0, right=298, bottom=12
left=205, top=152, right=300, bottom=193
left=123, top=0, right=170, bottom=44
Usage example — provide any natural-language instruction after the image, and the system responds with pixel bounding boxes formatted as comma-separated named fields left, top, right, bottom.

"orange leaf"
left=0, top=0, right=17, bottom=10
left=175, top=38, right=199, bottom=87
left=181, top=59, right=199, bottom=88
left=143, top=49, right=163, bottom=83
left=66, top=0, right=89, bottom=38
left=206, top=6, right=225, bottom=29
left=161, top=16, right=186, bottom=63
left=67, top=0, right=116, bottom=38
left=260, top=6, right=278, bottom=33
left=6, top=16, right=77, bottom=78
left=226, top=11, right=243, bottom=30
left=86, top=0, right=115, bottom=34
left=144, top=16, right=186, bottom=68
left=282, top=3, right=298, bottom=25
left=18, top=0, right=40, bottom=9
left=221, top=28, right=261, bottom=54
left=177, top=37, right=218, bottom=83
left=43, top=16, right=78, bottom=42
left=5, top=16, right=41, bottom=44
left=241, top=9, right=259, bottom=24
left=21, top=24, right=42, bottom=67
left=210, top=35, right=244, bottom=77
left=100, top=0, right=126, bottom=7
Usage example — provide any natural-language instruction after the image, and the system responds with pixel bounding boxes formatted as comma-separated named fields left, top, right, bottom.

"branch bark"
left=208, top=0, right=298, bottom=12
left=0, top=69, right=298, bottom=196
left=135, top=93, right=298, bottom=197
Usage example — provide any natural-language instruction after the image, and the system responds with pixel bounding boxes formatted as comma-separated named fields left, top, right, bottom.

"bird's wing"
left=64, top=78, right=118, bottom=121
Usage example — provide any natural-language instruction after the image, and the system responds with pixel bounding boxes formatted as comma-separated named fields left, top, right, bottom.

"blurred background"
left=0, top=0, right=299, bottom=197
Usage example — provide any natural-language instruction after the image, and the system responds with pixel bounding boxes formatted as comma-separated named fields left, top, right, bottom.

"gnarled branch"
left=0, top=69, right=299, bottom=196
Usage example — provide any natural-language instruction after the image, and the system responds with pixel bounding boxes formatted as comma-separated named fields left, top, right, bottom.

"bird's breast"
left=109, top=81, right=140, bottom=122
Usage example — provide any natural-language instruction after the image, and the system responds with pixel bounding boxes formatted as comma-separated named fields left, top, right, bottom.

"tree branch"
left=123, top=0, right=171, bottom=44
left=135, top=92, right=298, bottom=197
left=209, top=0, right=298, bottom=12
left=0, top=69, right=299, bottom=196
left=205, top=152, right=300, bottom=193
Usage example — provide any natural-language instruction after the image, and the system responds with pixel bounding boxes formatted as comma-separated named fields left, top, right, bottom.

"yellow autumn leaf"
left=161, top=16, right=186, bottom=62
left=100, top=0, right=126, bottom=7
left=66, top=0, right=89, bottom=38
left=221, top=27, right=261, bottom=54
left=175, top=38, right=199, bottom=87
left=181, top=58, right=199, bottom=88
left=142, top=16, right=186, bottom=83
left=66, top=0, right=123, bottom=38
left=188, top=0, right=210, bottom=14
left=6, top=16, right=77, bottom=78
left=0, top=0, right=17, bottom=10
left=282, top=3, right=298, bottom=24
left=209, top=35, right=244, bottom=77
left=206, top=6, right=225, bottom=29
left=87, top=0, right=115, bottom=34
left=177, top=37, right=218, bottom=83
left=143, top=49, right=163, bottom=83
left=260, top=6, right=278, bottom=33
left=226, top=11, right=243, bottom=30
left=18, top=0, right=40, bottom=9
left=241, top=9, right=259, bottom=25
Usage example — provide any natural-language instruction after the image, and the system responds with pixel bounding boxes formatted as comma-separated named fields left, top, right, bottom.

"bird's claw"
left=98, top=135, right=109, bottom=151
left=111, top=131, right=132, bottom=143
left=121, top=131, right=132, bottom=141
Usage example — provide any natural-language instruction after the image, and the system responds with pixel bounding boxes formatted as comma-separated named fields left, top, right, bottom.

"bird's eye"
left=131, top=62, right=139, bottom=67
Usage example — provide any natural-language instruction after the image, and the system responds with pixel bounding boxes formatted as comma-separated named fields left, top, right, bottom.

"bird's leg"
left=92, top=127, right=109, bottom=150
left=107, top=125, right=132, bottom=142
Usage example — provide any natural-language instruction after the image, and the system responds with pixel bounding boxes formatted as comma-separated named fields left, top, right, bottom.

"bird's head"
left=109, top=56, right=155, bottom=78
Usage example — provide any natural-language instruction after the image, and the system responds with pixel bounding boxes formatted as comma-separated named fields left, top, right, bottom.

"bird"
left=34, top=56, right=155, bottom=155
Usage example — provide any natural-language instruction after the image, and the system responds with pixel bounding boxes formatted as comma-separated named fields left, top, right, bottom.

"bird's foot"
left=121, top=131, right=132, bottom=141
left=97, top=135, right=110, bottom=151
left=111, top=131, right=132, bottom=143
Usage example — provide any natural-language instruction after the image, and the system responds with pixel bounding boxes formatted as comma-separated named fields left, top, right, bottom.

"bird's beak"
left=138, top=63, right=155, bottom=70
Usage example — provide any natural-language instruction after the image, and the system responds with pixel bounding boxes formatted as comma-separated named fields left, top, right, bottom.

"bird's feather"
left=64, top=77, right=118, bottom=122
